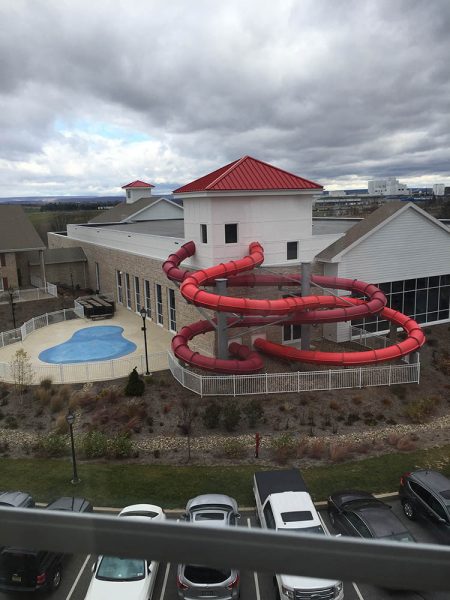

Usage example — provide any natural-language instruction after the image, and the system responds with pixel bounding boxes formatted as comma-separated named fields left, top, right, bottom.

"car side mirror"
left=181, top=513, right=188, bottom=521
left=147, top=564, right=152, bottom=573
left=437, top=516, right=446, bottom=524
left=234, top=512, right=241, bottom=520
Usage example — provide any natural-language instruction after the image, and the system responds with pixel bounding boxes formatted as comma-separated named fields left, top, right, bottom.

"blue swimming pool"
left=38, top=326, right=137, bottom=364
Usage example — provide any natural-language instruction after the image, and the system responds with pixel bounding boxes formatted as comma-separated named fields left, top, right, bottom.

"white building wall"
left=336, top=209, right=450, bottom=282
left=183, top=192, right=316, bottom=268
left=126, top=187, right=152, bottom=204
left=133, top=201, right=183, bottom=221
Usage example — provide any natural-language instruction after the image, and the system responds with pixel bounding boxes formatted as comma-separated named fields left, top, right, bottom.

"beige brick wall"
left=0, top=252, right=18, bottom=289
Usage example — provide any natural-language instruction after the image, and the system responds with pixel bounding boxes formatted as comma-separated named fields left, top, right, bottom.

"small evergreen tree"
left=124, top=367, right=145, bottom=397
left=222, top=399, right=241, bottom=432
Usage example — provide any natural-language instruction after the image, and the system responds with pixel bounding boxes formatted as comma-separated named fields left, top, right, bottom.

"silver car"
left=176, top=494, right=240, bottom=600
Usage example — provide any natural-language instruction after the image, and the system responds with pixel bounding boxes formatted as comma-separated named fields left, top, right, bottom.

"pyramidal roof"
left=173, top=156, right=323, bottom=194
left=122, top=180, right=154, bottom=189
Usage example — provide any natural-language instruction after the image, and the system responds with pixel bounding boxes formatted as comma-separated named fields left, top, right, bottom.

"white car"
left=84, top=504, right=165, bottom=600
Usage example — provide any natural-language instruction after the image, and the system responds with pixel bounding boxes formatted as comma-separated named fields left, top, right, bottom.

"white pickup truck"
left=253, top=469, right=344, bottom=600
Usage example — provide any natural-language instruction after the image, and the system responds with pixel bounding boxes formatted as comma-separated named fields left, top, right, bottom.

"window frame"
left=200, top=224, right=208, bottom=244
left=224, top=223, right=238, bottom=244
left=287, top=241, right=298, bottom=261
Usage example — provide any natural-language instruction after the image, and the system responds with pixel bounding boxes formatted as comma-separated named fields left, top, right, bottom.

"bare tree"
left=9, top=349, right=33, bottom=402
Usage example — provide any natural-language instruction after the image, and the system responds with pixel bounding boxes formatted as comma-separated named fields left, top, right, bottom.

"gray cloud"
left=0, top=0, right=449, bottom=195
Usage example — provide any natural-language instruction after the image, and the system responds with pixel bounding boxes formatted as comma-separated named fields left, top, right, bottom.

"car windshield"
left=194, top=512, right=225, bottom=521
left=96, top=556, right=146, bottom=581
left=281, top=525, right=325, bottom=535
left=121, top=511, right=158, bottom=519
left=184, top=565, right=231, bottom=584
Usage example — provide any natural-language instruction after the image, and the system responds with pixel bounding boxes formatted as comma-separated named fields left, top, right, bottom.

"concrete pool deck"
left=0, top=306, right=173, bottom=366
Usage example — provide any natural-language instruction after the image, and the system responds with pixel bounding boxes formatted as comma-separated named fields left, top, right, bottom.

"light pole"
left=140, top=307, right=150, bottom=375
left=7, top=287, right=17, bottom=329
left=66, top=412, right=80, bottom=484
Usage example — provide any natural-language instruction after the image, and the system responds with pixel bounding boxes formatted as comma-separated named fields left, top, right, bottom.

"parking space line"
left=247, top=518, right=261, bottom=600
left=352, top=582, right=365, bottom=600
left=159, top=562, right=171, bottom=600
left=66, top=554, right=91, bottom=600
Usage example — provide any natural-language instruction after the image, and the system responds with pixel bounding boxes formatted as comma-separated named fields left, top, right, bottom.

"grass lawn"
left=1, top=445, right=449, bottom=508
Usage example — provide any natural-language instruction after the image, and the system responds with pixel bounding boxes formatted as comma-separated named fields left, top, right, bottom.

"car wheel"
left=402, top=500, right=416, bottom=520
left=48, top=567, right=62, bottom=592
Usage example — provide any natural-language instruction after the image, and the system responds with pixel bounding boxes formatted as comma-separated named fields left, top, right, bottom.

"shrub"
left=396, top=436, right=417, bottom=452
left=39, top=378, right=53, bottom=390
left=346, top=413, right=360, bottom=426
left=329, top=442, right=352, bottom=462
left=34, top=387, right=52, bottom=406
left=404, top=397, right=440, bottom=423
left=97, top=385, right=121, bottom=404
left=81, top=430, right=108, bottom=458
left=124, top=368, right=145, bottom=397
left=243, top=399, right=264, bottom=428
left=329, top=399, right=339, bottom=411
left=50, top=394, right=65, bottom=413
left=351, top=396, right=363, bottom=405
left=107, top=434, right=135, bottom=459
left=270, top=433, right=297, bottom=464
left=222, top=399, right=241, bottom=432
left=54, top=414, right=69, bottom=434
left=56, top=385, right=71, bottom=405
left=4, top=416, right=18, bottom=429
left=306, top=439, right=327, bottom=459
left=202, top=401, right=222, bottom=429
left=34, top=433, right=67, bottom=457
left=219, top=439, right=248, bottom=459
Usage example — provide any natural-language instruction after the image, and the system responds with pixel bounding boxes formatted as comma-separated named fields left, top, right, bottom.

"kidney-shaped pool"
left=38, top=326, right=137, bottom=364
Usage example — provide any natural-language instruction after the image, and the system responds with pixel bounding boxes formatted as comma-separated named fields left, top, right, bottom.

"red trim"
left=121, top=180, right=154, bottom=189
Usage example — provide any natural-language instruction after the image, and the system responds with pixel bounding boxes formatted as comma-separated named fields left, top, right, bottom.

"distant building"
left=368, top=177, right=409, bottom=196
left=433, top=184, right=446, bottom=196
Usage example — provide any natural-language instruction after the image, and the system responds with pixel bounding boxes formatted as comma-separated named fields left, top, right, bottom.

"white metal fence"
left=30, top=276, right=58, bottom=297
left=0, top=284, right=57, bottom=304
left=0, top=309, right=79, bottom=349
left=168, top=352, right=420, bottom=396
left=0, top=351, right=168, bottom=384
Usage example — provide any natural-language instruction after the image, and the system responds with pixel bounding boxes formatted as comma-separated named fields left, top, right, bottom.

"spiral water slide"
left=163, top=241, right=425, bottom=374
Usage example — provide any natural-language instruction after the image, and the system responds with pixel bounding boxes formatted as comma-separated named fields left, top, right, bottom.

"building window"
left=0, top=254, right=5, bottom=267
left=287, top=241, right=298, bottom=260
left=126, top=190, right=131, bottom=199
left=95, top=262, right=100, bottom=292
left=156, top=283, right=164, bottom=325
left=125, top=273, right=132, bottom=309
left=144, top=280, right=152, bottom=318
left=134, top=276, right=141, bottom=313
left=116, top=271, right=123, bottom=304
left=225, top=223, right=238, bottom=244
left=168, top=288, right=177, bottom=332
left=283, top=324, right=302, bottom=343
left=353, top=274, right=450, bottom=333
left=200, top=224, right=208, bottom=244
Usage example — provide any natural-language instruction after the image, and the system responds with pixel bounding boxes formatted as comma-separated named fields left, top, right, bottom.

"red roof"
left=121, top=180, right=154, bottom=189
left=173, top=156, right=322, bottom=194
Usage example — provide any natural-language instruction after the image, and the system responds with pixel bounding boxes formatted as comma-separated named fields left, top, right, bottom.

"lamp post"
left=66, top=412, right=80, bottom=484
left=140, top=307, right=150, bottom=375
left=7, top=287, right=17, bottom=330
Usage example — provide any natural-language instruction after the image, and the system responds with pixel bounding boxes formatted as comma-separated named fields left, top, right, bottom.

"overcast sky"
left=1, top=0, right=449, bottom=197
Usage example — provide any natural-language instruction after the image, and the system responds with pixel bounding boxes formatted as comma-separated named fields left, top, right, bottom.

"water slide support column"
left=301, top=262, right=311, bottom=351
left=216, top=278, right=229, bottom=359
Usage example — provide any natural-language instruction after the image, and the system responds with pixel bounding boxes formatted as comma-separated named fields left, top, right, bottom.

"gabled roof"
left=173, top=155, right=323, bottom=194
left=0, top=205, right=45, bottom=252
left=88, top=195, right=181, bottom=224
left=121, top=180, right=154, bottom=189
left=316, top=201, right=450, bottom=262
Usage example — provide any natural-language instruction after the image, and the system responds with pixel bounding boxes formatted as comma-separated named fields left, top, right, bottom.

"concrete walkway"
left=0, top=305, right=173, bottom=368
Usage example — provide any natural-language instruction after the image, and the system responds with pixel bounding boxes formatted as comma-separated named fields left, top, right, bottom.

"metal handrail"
left=1, top=507, right=450, bottom=591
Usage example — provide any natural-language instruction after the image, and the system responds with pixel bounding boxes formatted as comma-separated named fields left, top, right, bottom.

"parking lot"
left=1, top=499, right=448, bottom=600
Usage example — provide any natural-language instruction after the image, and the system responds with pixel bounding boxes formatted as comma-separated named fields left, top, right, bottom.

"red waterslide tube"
left=162, top=241, right=425, bottom=373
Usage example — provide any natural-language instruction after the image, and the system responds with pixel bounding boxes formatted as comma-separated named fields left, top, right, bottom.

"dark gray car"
left=177, top=494, right=240, bottom=600
left=327, top=490, right=415, bottom=542
left=399, top=469, right=450, bottom=542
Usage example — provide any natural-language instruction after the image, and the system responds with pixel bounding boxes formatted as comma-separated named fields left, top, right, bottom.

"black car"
left=399, top=469, right=450, bottom=542
left=0, top=496, right=93, bottom=593
left=327, top=490, right=415, bottom=542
